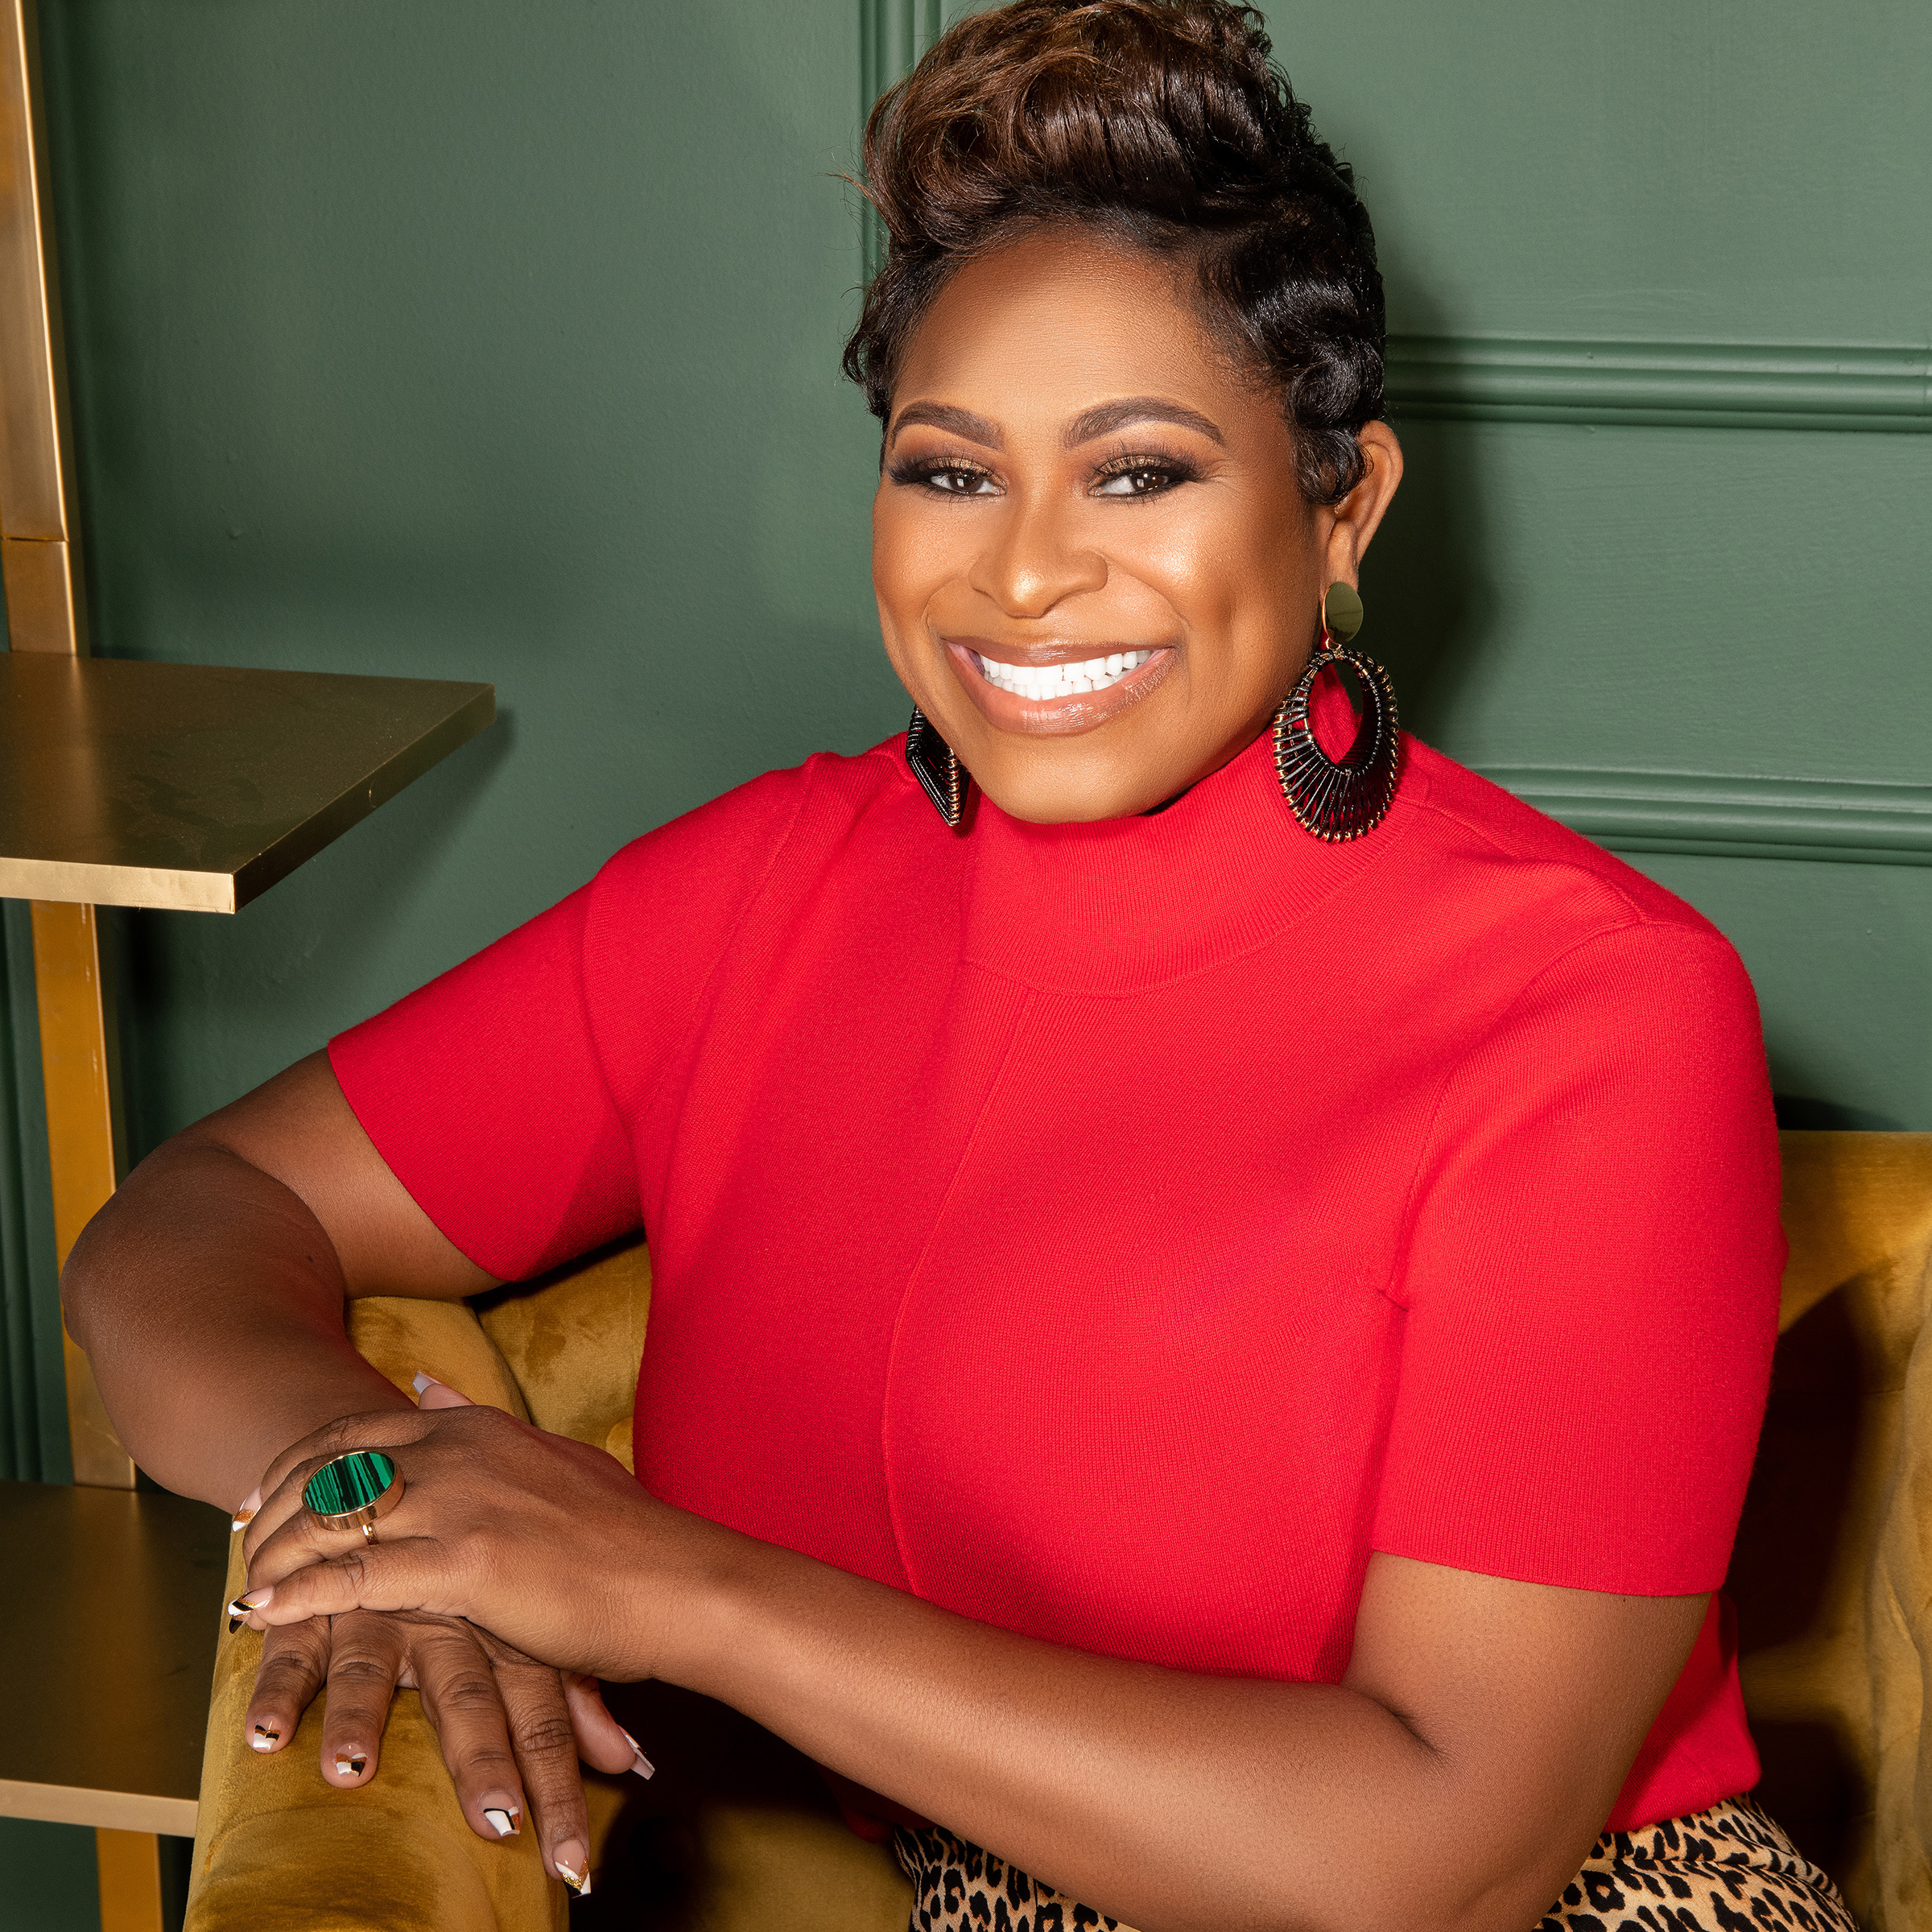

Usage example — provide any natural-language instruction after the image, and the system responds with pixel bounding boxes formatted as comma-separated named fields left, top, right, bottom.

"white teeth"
left=976, top=648, right=1154, bottom=700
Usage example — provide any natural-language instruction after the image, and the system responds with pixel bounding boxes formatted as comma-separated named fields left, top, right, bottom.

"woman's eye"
left=914, top=464, right=999, bottom=495
left=1093, top=464, right=1187, bottom=497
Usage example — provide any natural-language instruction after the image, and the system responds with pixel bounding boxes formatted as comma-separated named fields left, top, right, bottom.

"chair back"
left=1735, top=1131, right=1932, bottom=1929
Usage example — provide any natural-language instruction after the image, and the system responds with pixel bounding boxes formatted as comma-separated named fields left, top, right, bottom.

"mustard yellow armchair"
left=181, top=1135, right=1932, bottom=1930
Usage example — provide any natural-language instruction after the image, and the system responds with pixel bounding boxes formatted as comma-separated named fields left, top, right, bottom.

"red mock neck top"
left=331, top=724, right=1782, bottom=1831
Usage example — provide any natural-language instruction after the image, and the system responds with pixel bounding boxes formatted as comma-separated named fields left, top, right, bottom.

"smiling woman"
left=57, top=5, right=1856, bottom=1931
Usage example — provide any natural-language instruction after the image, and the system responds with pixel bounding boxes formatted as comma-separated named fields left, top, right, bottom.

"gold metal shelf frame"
left=0, top=2, right=498, bottom=1925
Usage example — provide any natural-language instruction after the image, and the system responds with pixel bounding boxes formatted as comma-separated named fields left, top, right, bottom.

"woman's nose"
left=967, top=497, right=1107, bottom=618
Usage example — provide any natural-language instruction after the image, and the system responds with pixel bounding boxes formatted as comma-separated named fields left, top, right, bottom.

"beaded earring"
left=1271, top=581, right=1402, bottom=840
left=905, top=707, right=966, bottom=827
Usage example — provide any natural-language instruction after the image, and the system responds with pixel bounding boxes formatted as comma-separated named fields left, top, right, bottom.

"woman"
left=65, top=5, right=1852, bottom=1929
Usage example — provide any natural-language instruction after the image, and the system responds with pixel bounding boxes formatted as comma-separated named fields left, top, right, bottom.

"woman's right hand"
left=241, top=1374, right=650, bottom=1893
left=244, top=1607, right=650, bottom=1893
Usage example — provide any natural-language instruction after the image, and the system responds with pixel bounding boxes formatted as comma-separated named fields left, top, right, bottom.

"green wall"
left=1276, top=0, right=1932, bottom=1129
left=2, top=1, right=1927, bottom=1922
left=38, top=0, right=908, bottom=1166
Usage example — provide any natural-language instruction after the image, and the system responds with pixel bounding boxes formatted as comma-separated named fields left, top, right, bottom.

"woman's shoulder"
left=1385, top=739, right=1766, bottom=1067
left=588, top=736, right=918, bottom=909
left=1399, top=737, right=1731, bottom=951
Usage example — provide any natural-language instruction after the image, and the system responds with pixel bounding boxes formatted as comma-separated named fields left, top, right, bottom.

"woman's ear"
left=1323, top=420, right=1404, bottom=587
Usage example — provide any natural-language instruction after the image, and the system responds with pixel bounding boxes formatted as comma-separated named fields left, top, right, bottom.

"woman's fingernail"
left=334, top=1753, right=368, bottom=1778
left=618, top=1727, right=655, bottom=1779
left=231, top=1486, right=262, bottom=1530
left=554, top=1842, right=590, bottom=1895
left=411, top=1370, right=436, bottom=1397
left=226, top=1586, right=273, bottom=1632
left=482, top=1805, right=520, bottom=1838
left=250, top=1725, right=279, bottom=1752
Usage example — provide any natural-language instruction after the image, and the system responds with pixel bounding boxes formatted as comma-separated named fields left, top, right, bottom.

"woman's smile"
left=947, top=636, right=1174, bottom=734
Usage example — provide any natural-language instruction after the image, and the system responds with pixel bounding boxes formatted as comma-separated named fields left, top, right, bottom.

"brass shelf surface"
left=0, top=654, right=495, bottom=912
left=0, top=1479, right=229, bottom=1834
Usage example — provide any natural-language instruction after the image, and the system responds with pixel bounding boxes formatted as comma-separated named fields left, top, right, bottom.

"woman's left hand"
left=235, top=1394, right=718, bottom=1682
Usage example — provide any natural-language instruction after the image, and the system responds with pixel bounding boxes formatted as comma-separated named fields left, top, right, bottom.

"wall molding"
left=1386, top=337, right=1932, bottom=431
left=860, top=0, right=947, bottom=279
left=1476, top=767, right=1932, bottom=865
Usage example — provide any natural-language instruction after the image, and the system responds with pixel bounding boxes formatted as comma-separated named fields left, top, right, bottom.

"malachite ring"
left=303, top=1450, right=404, bottom=1542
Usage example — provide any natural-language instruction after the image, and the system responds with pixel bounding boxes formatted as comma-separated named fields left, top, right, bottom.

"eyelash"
left=886, top=451, right=1203, bottom=498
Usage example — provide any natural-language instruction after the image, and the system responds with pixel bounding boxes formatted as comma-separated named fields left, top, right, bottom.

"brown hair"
left=844, top=0, right=1385, bottom=502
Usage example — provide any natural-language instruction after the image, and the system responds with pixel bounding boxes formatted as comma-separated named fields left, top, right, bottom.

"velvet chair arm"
left=184, top=1294, right=566, bottom=1931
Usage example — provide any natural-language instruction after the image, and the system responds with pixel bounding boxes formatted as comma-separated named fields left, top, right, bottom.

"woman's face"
left=872, top=229, right=1402, bottom=824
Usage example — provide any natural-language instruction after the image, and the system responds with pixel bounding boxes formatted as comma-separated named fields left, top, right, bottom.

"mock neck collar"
left=953, top=726, right=1424, bottom=995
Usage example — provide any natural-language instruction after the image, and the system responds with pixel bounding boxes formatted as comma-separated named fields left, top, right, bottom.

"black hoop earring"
left=1271, top=582, right=1402, bottom=841
left=906, top=707, right=967, bottom=828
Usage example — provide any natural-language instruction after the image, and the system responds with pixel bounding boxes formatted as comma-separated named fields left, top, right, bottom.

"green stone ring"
left=303, top=1450, right=405, bottom=1542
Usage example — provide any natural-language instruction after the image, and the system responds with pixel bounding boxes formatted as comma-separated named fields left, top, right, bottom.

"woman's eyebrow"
left=889, top=401, right=1004, bottom=448
left=1062, top=397, right=1225, bottom=448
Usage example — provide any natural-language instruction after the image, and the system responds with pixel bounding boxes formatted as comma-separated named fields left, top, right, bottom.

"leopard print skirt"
left=894, top=1794, right=1857, bottom=1932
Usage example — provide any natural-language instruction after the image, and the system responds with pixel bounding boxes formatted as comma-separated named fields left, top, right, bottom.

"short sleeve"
left=328, top=761, right=815, bottom=1282
left=1372, top=919, right=1784, bottom=1596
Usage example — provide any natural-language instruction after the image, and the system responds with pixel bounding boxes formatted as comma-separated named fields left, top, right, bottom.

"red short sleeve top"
left=331, top=728, right=1783, bottom=1831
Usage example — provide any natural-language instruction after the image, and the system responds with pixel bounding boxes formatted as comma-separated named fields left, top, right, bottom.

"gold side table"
left=0, top=1480, right=229, bottom=1891
left=1, top=7, right=498, bottom=1917
left=0, top=654, right=495, bottom=1930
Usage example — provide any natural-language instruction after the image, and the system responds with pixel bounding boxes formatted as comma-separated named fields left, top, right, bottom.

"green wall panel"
left=36, top=0, right=902, bottom=1154
left=1268, top=0, right=1932, bottom=345
left=0, top=1817, right=97, bottom=1932
left=1263, top=1, right=1932, bottom=1130
left=0, top=904, right=66, bottom=1486
left=1366, top=418, right=1932, bottom=782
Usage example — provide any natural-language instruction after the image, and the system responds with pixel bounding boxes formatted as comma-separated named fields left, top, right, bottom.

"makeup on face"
left=871, top=229, right=1333, bottom=822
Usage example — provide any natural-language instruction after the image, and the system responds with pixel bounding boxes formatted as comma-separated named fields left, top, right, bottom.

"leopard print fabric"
left=895, top=1794, right=1856, bottom=1932
left=1538, top=1795, right=1855, bottom=1931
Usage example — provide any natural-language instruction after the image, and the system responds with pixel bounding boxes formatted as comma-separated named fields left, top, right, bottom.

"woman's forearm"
left=232, top=1393, right=1674, bottom=1932
left=62, top=1136, right=411, bottom=1509
left=663, top=1534, right=1541, bottom=1932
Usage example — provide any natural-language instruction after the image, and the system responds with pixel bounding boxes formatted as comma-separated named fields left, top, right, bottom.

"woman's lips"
left=946, top=638, right=1174, bottom=735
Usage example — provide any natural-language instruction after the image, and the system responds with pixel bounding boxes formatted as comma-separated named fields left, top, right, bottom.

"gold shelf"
left=0, top=1480, right=229, bottom=1833
left=0, top=653, right=495, bottom=914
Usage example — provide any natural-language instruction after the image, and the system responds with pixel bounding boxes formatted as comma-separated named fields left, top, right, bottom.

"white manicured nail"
left=555, top=1859, right=589, bottom=1896
left=483, top=1806, right=518, bottom=1838
left=619, top=1727, right=654, bottom=1778
left=411, top=1371, right=436, bottom=1397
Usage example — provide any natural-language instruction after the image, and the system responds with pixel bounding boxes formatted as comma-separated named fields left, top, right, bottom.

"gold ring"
left=303, top=1450, right=405, bottom=1543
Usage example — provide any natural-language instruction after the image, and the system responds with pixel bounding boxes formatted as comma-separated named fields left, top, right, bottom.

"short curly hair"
left=843, top=0, right=1385, bottom=503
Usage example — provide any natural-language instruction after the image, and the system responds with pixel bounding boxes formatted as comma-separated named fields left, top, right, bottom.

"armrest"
left=182, top=1281, right=913, bottom=1928
left=184, top=1295, right=563, bottom=1932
